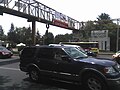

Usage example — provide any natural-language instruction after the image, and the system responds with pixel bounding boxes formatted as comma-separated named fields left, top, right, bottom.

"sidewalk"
left=98, top=51, right=114, bottom=55
left=0, top=55, right=20, bottom=65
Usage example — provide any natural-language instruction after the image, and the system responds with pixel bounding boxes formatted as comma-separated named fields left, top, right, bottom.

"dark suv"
left=19, top=45, right=120, bottom=90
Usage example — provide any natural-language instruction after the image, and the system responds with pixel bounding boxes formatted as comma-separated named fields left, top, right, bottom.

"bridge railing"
left=0, top=0, right=85, bottom=30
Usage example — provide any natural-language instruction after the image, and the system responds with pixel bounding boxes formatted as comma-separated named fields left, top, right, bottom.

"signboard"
left=91, top=30, right=108, bottom=38
left=53, top=19, right=68, bottom=28
left=54, top=11, right=76, bottom=29
left=0, top=0, right=7, bottom=4
left=0, top=0, right=83, bottom=31
left=55, top=11, right=67, bottom=22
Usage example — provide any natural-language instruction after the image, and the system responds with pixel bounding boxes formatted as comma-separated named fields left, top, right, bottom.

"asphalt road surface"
left=0, top=55, right=120, bottom=90
left=0, top=62, right=82, bottom=90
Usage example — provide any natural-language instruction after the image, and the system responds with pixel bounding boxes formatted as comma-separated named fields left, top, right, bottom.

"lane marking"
left=0, top=67, right=20, bottom=71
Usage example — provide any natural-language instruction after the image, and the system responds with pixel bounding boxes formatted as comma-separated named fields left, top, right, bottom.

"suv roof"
left=49, top=44, right=82, bottom=48
left=24, top=45, right=73, bottom=50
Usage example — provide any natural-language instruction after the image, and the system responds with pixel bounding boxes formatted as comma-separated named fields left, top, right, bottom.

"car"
left=49, top=44, right=96, bottom=57
left=0, top=46, right=13, bottom=58
left=49, top=44, right=86, bottom=53
left=19, top=45, right=120, bottom=90
left=112, top=51, right=120, bottom=58
left=112, top=50, right=120, bottom=64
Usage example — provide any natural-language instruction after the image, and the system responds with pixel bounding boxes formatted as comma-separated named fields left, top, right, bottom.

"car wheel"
left=29, top=68, right=40, bottom=82
left=82, top=73, right=107, bottom=90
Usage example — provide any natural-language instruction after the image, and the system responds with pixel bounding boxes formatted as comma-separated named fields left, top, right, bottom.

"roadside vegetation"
left=0, top=13, right=119, bottom=52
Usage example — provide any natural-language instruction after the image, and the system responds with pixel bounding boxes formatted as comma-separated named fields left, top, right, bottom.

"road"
left=0, top=55, right=120, bottom=90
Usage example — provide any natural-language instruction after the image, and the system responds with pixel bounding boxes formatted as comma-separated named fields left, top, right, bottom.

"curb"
left=98, top=52, right=114, bottom=55
left=0, top=57, right=20, bottom=66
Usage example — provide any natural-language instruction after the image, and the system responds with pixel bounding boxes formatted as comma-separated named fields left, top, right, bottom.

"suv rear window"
left=37, top=48, right=54, bottom=59
left=21, top=47, right=36, bottom=58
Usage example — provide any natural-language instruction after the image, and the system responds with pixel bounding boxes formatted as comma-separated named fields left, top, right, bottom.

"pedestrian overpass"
left=0, top=0, right=85, bottom=45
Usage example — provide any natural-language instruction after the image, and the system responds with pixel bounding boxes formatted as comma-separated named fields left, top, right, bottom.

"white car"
left=49, top=44, right=96, bottom=57
left=49, top=44, right=85, bottom=53
left=112, top=50, right=120, bottom=64
left=112, top=51, right=120, bottom=58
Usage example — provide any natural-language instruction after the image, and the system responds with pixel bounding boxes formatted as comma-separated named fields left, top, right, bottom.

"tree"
left=36, top=30, right=42, bottom=45
left=81, top=21, right=96, bottom=41
left=7, top=23, right=17, bottom=45
left=15, top=27, right=32, bottom=45
left=43, top=31, right=54, bottom=45
left=7, top=24, right=33, bottom=46
left=24, top=26, right=32, bottom=46
left=96, top=13, right=112, bottom=30
left=97, top=13, right=111, bottom=21
left=0, top=25, right=6, bottom=41
left=0, top=25, right=4, bottom=36
left=54, top=33, right=73, bottom=43
left=9, top=23, right=15, bottom=32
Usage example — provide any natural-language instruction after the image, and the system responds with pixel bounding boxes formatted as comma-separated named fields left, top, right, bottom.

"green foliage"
left=54, top=33, right=73, bottom=43
left=36, top=30, right=42, bottom=45
left=97, top=13, right=111, bottom=21
left=44, top=31, right=54, bottom=45
left=7, top=24, right=32, bottom=46
left=0, top=13, right=119, bottom=52
left=9, top=23, right=14, bottom=32
left=96, top=13, right=113, bottom=30
left=109, top=29, right=117, bottom=51
left=0, top=25, right=6, bottom=41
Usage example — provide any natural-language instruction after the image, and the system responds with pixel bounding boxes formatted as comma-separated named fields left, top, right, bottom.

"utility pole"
left=116, top=19, right=120, bottom=51
left=112, top=18, right=120, bottom=51
left=32, top=21, right=36, bottom=46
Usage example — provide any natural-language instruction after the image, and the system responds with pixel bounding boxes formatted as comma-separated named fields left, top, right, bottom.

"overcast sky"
left=0, top=0, right=120, bottom=36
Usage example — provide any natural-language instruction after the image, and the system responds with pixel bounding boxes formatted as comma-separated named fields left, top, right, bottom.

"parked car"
left=0, top=46, right=13, bottom=58
left=49, top=44, right=96, bottom=57
left=112, top=51, right=120, bottom=58
left=19, top=45, right=120, bottom=90
left=112, top=50, right=120, bottom=64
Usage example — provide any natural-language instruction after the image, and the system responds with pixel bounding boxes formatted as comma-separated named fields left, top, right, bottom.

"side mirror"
left=87, top=52, right=97, bottom=57
left=87, top=51, right=93, bottom=56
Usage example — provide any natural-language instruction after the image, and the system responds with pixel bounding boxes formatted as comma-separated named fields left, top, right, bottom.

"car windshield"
left=64, top=47, right=88, bottom=59
left=0, top=46, right=9, bottom=51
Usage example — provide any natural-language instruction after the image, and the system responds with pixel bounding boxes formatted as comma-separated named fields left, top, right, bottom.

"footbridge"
left=0, top=0, right=85, bottom=45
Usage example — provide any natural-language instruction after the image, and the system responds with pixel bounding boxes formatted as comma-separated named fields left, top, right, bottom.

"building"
left=89, top=30, right=110, bottom=51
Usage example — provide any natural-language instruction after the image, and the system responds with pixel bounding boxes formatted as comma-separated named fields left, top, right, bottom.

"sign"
left=53, top=19, right=68, bottom=28
left=91, top=30, right=108, bottom=38
left=55, top=11, right=67, bottom=22
left=0, top=0, right=7, bottom=4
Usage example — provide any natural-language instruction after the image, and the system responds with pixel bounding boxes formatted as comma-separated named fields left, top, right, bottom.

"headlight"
left=104, top=67, right=116, bottom=74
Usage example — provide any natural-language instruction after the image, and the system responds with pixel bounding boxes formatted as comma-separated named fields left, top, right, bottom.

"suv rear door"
left=20, top=47, right=37, bottom=67
left=36, top=47, right=58, bottom=75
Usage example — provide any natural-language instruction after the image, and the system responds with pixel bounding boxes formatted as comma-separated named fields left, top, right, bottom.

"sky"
left=0, top=0, right=120, bottom=36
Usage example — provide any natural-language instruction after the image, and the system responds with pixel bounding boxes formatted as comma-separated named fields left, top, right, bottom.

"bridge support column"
left=0, top=8, right=3, bottom=15
left=32, top=21, right=36, bottom=46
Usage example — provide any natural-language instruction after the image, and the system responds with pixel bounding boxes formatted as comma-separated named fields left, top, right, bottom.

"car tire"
left=29, top=68, right=40, bottom=82
left=82, top=73, right=107, bottom=90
